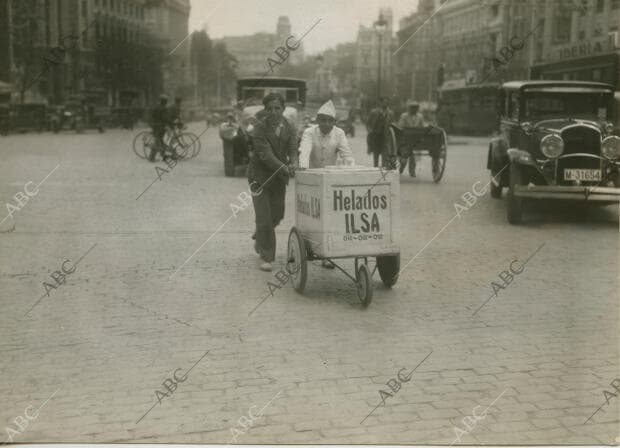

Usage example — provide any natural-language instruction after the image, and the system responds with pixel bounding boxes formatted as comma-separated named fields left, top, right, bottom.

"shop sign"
left=549, top=37, right=614, bottom=62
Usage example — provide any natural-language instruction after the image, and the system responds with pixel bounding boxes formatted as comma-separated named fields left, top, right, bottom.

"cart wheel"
left=432, top=130, right=448, bottom=183
left=356, top=264, right=373, bottom=308
left=287, top=227, right=308, bottom=293
left=408, top=154, right=416, bottom=177
left=432, top=148, right=446, bottom=182
left=377, top=254, right=400, bottom=288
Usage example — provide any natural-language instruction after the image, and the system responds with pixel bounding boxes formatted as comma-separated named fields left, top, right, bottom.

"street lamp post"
left=374, top=14, right=388, bottom=99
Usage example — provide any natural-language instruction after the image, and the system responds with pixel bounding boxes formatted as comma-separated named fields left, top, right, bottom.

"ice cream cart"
left=287, top=166, right=401, bottom=307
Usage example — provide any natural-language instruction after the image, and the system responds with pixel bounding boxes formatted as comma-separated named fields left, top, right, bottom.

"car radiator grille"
left=556, top=126, right=602, bottom=185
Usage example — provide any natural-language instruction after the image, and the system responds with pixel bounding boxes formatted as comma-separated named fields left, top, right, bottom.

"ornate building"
left=221, top=16, right=305, bottom=78
left=394, top=0, right=436, bottom=101
left=143, top=0, right=192, bottom=99
left=399, top=0, right=620, bottom=99
left=530, top=0, right=620, bottom=89
left=0, top=0, right=190, bottom=106
left=354, top=7, right=397, bottom=100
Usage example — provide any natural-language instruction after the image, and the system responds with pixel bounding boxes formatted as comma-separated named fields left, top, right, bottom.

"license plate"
left=564, top=169, right=601, bottom=181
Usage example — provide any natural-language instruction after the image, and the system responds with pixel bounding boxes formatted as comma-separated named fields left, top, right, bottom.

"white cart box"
left=294, top=166, right=400, bottom=259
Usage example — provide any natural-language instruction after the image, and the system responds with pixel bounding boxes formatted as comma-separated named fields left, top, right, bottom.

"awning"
left=0, top=80, right=14, bottom=93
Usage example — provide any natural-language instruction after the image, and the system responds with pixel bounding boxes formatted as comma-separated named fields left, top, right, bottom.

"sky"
left=188, top=0, right=420, bottom=55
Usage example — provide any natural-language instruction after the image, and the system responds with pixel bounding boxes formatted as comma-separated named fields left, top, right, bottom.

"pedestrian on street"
left=247, top=92, right=298, bottom=272
left=298, top=99, right=355, bottom=269
left=148, top=95, right=169, bottom=162
left=397, top=100, right=427, bottom=176
left=366, top=97, right=395, bottom=168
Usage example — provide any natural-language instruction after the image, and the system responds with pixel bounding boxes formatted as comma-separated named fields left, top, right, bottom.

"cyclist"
left=165, top=96, right=187, bottom=159
left=148, top=94, right=169, bottom=162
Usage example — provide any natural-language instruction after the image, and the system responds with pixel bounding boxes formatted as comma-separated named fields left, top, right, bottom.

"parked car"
left=9, top=103, right=48, bottom=133
left=0, top=105, right=10, bottom=136
left=65, top=91, right=109, bottom=133
left=48, top=105, right=73, bottom=133
left=487, top=81, right=620, bottom=224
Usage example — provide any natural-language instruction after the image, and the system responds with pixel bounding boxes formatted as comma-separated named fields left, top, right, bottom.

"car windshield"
left=524, top=92, right=612, bottom=121
left=242, top=87, right=300, bottom=106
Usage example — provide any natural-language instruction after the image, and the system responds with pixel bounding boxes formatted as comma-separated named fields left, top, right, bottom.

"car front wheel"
left=507, top=162, right=524, bottom=224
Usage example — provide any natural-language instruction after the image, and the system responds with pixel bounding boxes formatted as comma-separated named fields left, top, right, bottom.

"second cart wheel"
left=432, top=148, right=447, bottom=182
left=408, top=154, right=416, bottom=177
left=356, top=264, right=373, bottom=308
left=377, top=254, right=400, bottom=288
left=433, top=129, right=448, bottom=183
left=287, top=227, right=308, bottom=293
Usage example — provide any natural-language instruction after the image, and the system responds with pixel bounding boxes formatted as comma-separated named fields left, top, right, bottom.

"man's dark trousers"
left=252, top=180, right=286, bottom=263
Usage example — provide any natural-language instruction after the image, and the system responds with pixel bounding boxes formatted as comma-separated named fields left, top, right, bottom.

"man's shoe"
left=259, top=261, right=273, bottom=272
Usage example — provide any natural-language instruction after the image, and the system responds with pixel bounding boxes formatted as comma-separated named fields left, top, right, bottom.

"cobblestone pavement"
left=0, top=123, right=618, bottom=444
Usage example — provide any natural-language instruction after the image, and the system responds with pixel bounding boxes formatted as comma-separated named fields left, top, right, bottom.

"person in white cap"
left=299, top=100, right=354, bottom=169
left=299, top=100, right=354, bottom=268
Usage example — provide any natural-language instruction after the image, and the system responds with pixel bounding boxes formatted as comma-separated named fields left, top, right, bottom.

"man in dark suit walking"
left=247, top=93, right=298, bottom=272
left=366, top=96, right=395, bottom=168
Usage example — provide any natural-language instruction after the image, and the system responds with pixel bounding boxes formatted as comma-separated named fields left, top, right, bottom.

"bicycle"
left=132, top=125, right=201, bottom=160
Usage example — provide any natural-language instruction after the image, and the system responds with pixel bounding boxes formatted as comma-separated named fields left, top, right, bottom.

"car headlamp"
left=604, top=122, right=615, bottom=135
left=521, top=122, right=534, bottom=135
left=601, top=136, right=620, bottom=160
left=540, top=134, right=564, bottom=158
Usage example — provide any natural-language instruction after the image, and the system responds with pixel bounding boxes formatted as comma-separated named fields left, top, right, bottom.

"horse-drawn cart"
left=389, top=124, right=448, bottom=182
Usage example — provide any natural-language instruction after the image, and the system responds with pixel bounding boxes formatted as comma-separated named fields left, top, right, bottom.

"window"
left=554, top=10, right=572, bottom=42
left=509, top=93, right=520, bottom=119
left=596, top=0, right=604, bottom=12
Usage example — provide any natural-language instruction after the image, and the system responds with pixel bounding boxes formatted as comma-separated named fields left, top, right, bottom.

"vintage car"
left=220, top=77, right=306, bottom=177
left=6, top=103, right=48, bottom=133
left=487, top=81, right=620, bottom=224
left=0, top=105, right=10, bottom=135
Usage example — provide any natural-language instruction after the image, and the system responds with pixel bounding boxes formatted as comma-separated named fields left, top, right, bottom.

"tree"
left=96, top=25, right=164, bottom=107
left=190, top=30, right=213, bottom=107
left=190, top=31, right=237, bottom=107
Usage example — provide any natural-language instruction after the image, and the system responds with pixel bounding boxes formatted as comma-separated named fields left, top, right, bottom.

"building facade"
left=530, top=0, right=620, bottom=89
left=0, top=0, right=190, bottom=106
left=395, top=0, right=620, bottom=101
left=394, top=0, right=436, bottom=101
left=221, top=16, right=305, bottom=78
left=143, top=0, right=192, bottom=99
left=354, top=7, right=397, bottom=101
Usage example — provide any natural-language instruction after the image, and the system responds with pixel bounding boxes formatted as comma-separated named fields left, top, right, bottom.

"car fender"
left=507, top=148, right=536, bottom=166
left=488, top=137, right=508, bottom=170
